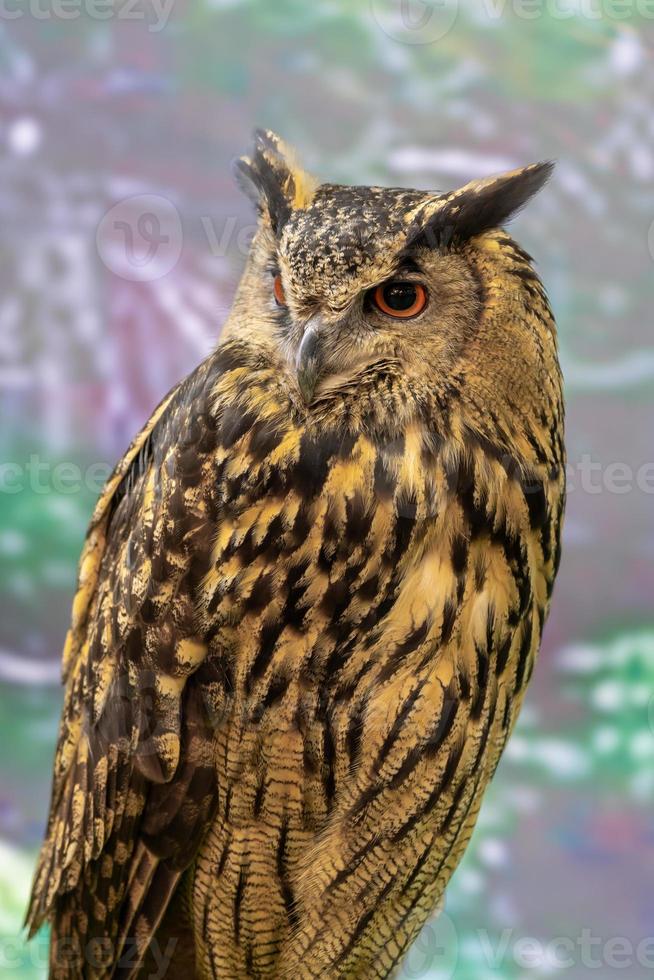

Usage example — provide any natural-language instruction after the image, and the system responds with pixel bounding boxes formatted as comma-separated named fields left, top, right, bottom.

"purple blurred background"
left=1, top=3, right=653, bottom=977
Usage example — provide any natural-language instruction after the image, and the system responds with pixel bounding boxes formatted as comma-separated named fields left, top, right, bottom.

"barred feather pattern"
left=27, top=338, right=562, bottom=976
left=26, top=158, right=564, bottom=979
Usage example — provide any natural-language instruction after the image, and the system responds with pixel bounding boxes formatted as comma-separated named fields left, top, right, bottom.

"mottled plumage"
left=27, top=130, right=564, bottom=978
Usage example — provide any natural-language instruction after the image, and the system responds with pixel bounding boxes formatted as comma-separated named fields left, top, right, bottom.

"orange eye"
left=273, top=274, right=286, bottom=306
left=372, top=281, right=428, bottom=319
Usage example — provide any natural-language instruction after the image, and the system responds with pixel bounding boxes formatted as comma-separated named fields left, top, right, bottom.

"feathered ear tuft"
left=233, top=129, right=317, bottom=235
left=406, top=161, right=554, bottom=250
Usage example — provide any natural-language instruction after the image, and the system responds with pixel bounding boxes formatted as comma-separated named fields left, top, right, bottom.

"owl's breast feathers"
left=27, top=336, right=564, bottom=978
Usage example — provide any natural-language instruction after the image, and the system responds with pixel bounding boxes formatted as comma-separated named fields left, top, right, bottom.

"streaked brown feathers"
left=28, top=132, right=564, bottom=979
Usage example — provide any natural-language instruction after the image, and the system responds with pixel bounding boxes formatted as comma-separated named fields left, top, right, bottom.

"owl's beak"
left=296, top=317, right=324, bottom=404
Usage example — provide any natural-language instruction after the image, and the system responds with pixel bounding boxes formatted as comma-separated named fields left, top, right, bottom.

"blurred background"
left=1, top=1, right=653, bottom=977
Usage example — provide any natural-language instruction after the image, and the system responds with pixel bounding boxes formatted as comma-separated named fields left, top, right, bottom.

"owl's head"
left=228, top=129, right=560, bottom=454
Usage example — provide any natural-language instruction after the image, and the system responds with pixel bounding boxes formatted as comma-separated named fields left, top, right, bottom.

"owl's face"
left=229, top=130, right=558, bottom=434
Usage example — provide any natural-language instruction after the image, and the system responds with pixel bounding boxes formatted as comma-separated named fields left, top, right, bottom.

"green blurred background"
left=1, top=1, right=653, bottom=977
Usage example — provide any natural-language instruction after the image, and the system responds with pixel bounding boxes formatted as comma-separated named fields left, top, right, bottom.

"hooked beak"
left=295, top=317, right=324, bottom=404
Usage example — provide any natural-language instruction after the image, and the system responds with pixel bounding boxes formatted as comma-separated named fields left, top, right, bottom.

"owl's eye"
left=273, top=274, right=286, bottom=306
left=371, top=281, right=428, bottom=319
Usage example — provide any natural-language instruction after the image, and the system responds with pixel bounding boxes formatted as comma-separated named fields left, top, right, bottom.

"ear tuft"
left=406, top=160, right=554, bottom=250
left=233, top=129, right=317, bottom=234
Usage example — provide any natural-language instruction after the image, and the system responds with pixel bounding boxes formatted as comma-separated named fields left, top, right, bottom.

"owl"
left=27, top=130, right=565, bottom=979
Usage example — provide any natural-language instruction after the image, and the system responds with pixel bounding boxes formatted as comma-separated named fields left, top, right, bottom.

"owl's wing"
left=25, top=356, right=224, bottom=975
